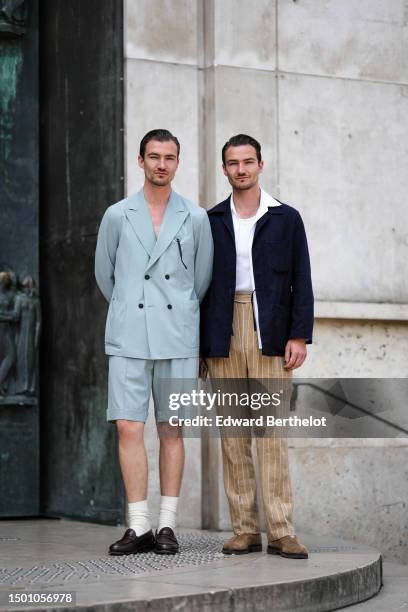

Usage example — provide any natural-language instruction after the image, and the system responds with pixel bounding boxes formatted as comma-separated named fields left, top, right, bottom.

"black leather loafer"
left=109, top=528, right=155, bottom=555
left=154, top=527, right=179, bottom=555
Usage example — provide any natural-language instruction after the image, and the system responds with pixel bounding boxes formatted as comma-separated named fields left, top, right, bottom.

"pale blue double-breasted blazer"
left=95, top=189, right=214, bottom=359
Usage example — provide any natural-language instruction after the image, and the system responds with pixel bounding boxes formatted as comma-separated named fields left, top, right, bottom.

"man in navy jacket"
left=200, top=134, right=314, bottom=558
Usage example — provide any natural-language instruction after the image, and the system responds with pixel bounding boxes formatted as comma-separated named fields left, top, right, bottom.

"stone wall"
left=124, top=1, right=408, bottom=560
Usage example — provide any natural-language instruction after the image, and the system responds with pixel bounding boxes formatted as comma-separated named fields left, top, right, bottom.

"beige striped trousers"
left=207, top=292, right=295, bottom=540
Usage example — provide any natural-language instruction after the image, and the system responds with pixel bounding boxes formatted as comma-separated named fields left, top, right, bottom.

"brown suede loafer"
left=109, top=528, right=155, bottom=555
left=267, top=535, right=308, bottom=559
left=222, top=533, right=262, bottom=555
left=154, top=527, right=179, bottom=555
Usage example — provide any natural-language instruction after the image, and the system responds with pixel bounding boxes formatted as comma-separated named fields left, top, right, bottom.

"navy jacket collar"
left=208, top=195, right=286, bottom=242
left=208, top=195, right=285, bottom=215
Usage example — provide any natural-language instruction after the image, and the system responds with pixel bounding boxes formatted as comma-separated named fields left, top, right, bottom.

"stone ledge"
left=315, top=301, right=408, bottom=321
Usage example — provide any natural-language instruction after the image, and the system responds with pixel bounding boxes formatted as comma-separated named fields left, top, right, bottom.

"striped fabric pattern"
left=207, top=292, right=295, bottom=539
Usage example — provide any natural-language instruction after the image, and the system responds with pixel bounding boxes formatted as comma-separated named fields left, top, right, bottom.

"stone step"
left=346, top=561, right=407, bottom=611
left=0, top=519, right=383, bottom=611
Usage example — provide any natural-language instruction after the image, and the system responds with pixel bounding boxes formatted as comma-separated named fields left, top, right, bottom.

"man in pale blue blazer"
left=95, top=129, right=213, bottom=555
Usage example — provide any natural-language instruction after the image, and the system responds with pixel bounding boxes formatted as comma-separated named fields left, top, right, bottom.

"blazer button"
left=165, top=274, right=170, bottom=280
left=139, top=303, right=144, bottom=309
left=167, top=304, right=172, bottom=310
left=144, top=274, right=150, bottom=280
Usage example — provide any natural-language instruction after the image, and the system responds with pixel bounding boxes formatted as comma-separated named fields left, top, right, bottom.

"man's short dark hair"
left=222, top=134, right=262, bottom=164
left=139, top=129, right=180, bottom=159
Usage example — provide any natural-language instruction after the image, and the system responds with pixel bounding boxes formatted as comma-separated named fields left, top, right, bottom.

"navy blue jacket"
left=200, top=196, right=314, bottom=357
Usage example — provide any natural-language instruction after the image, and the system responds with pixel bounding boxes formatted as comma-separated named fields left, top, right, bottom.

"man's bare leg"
left=156, top=423, right=184, bottom=544
left=116, top=420, right=147, bottom=499
left=157, top=422, right=184, bottom=496
left=116, top=420, right=151, bottom=537
left=109, top=419, right=155, bottom=555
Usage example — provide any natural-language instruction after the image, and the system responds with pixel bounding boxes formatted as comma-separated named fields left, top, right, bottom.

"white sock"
left=127, top=500, right=151, bottom=536
left=158, top=495, right=179, bottom=531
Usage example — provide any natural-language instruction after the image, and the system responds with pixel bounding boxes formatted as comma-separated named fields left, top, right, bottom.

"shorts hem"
left=155, top=416, right=174, bottom=423
left=107, top=413, right=147, bottom=423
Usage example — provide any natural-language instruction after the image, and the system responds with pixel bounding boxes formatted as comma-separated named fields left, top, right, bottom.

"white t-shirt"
left=230, top=188, right=282, bottom=348
left=234, top=214, right=257, bottom=291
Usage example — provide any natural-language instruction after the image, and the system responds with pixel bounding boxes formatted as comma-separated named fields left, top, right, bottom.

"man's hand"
left=284, top=339, right=307, bottom=370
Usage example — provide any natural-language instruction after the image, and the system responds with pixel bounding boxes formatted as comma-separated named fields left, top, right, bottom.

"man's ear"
left=222, top=164, right=228, bottom=177
left=137, top=155, right=144, bottom=168
left=259, top=160, right=264, bottom=173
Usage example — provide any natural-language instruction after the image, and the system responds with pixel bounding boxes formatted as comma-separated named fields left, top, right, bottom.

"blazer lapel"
left=146, top=191, right=188, bottom=271
left=125, top=190, right=157, bottom=257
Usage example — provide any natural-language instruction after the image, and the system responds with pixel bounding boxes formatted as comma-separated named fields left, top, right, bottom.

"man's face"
left=138, top=139, right=179, bottom=186
left=223, top=144, right=263, bottom=191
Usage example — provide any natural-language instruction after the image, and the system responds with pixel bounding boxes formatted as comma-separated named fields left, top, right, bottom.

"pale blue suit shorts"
left=107, top=356, right=199, bottom=423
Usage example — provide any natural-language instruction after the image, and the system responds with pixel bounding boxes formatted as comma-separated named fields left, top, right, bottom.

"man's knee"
left=116, top=419, right=145, bottom=442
